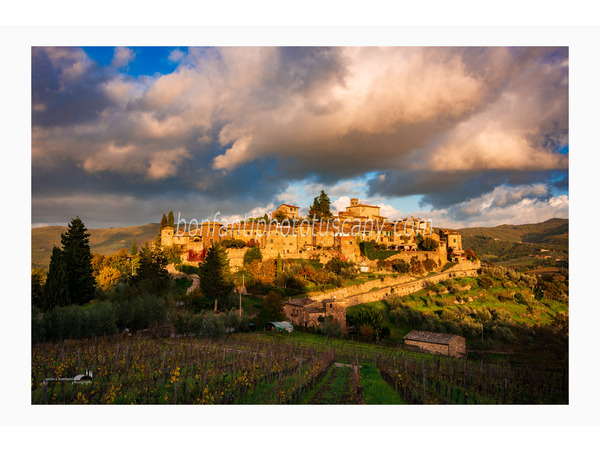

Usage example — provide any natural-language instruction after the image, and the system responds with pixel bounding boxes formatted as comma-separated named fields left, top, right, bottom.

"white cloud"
left=377, top=203, right=403, bottom=220
left=112, top=47, right=135, bottom=68
left=411, top=185, right=568, bottom=229
left=333, top=196, right=350, bottom=213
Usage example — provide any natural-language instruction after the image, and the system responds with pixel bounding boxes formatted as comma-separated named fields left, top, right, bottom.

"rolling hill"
left=32, top=223, right=160, bottom=269
left=458, top=218, right=568, bottom=267
left=458, top=218, right=568, bottom=246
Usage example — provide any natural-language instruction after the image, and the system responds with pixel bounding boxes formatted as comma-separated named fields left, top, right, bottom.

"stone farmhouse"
left=283, top=297, right=348, bottom=332
left=403, top=330, right=466, bottom=358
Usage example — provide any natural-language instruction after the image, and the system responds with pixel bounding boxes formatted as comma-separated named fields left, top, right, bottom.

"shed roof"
left=403, top=330, right=460, bottom=345
left=266, top=321, right=294, bottom=332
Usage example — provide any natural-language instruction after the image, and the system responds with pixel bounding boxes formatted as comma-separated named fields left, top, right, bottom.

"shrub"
left=423, top=258, right=437, bottom=273
left=392, top=260, right=410, bottom=274
left=359, top=324, right=374, bottom=338
left=243, top=247, right=262, bottom=266
left=325, top=257, right=356, bottom=276
left=478, top=276, right=494, bottom=289
left=221, top=238, right=247, bottom=249
left=320, top=316, right=343, bottom=338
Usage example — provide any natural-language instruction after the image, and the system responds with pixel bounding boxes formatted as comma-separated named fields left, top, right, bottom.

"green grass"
left=301, top=365, right=353, bottom=404
left=360, top=364, right=405, bottom=404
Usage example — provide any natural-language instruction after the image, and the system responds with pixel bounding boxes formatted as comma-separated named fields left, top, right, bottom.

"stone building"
left=403, top=330, right=466, bottom=358
left=272, top=203, right=300, bottom=219
left=340, top=198, right=385, bottom=221
left=284, top=297, right=347, bottom=332
left=437, top=229, right=467, bottom=262
left=160, top=196, right=463, bottom=267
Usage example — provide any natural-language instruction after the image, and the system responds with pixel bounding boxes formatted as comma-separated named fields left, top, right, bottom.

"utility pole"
left=239, top=273, right=244, bottom=319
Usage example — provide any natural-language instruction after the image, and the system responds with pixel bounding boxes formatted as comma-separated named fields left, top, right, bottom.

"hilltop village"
left=161, top=198, right=467, bottom=269
left=159, top=198, right=479, bottom=332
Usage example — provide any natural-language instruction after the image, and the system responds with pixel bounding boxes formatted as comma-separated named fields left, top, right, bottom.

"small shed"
left=403, top=330, right=466, bottom=358
left=264, top=321, right=294, bottom=333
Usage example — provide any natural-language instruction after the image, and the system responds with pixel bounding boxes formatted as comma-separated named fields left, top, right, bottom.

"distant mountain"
left=32, top=223, right=160, bottom=269
left=458, top=218, right=568, bottom=266
left=459, top=218, right=568, bottom=246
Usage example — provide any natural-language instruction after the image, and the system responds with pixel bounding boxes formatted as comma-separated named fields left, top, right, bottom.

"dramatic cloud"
left=415, top=185, right=568, bottom=229
left=31, top=46, right=568, bottom=227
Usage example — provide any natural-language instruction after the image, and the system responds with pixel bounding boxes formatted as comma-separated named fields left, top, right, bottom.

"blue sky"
left=32, top=46, right=568, bottom=229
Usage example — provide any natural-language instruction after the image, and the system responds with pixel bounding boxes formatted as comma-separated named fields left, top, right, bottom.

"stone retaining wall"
left=308, top=274, right=413, bottom=302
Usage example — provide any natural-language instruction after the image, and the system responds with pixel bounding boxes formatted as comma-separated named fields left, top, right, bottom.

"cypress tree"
left=131, top=242, right=137, bottom=256
left=43, top=246, right=70, bottom=309
left=199, top=243, right=233, bottom=312
left=61, top=217, right=95, bottom=305
left=309, top=190, right=333, bottom=220
left=160, top=213, right=168, bottom=229
left=131, top=241, right=169, bottom=291
left=167, top=210, right=175, bottom=228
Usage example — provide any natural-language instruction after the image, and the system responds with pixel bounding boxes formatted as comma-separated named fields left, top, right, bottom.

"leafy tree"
left=248, top=259, right=276, bottom=285
left=104, top=248, right=131, bottom=275
left=419, top=236, right=439, bottom=251
left=97, top=266, right=122, bottom=290
left=263, top=290, right=285, bottom=321
left=91, top=253, right=105, bottom=277
left=168, top=210, right=175, bottom=228
left=325, top=256, right=353, bottom=275
left=243, top=247, right=262, bottom=266
left=309, top=190, right=333, bottom=220
left=131, top=241, right=170, bottom=291
left=31, top=268, right=46, bottom=309
left=61, top=217, right=95, bottom=305
left=199, top=243, right=234, bottom=312
left=131, top=242, right=137, bottom=256
left=273, top=210, right=287, bottom=222
left=162, top=245, right=181, bottom=264
left=43, top=246, right=70, bottom=309
left=160, top=213, right=168, bottom=229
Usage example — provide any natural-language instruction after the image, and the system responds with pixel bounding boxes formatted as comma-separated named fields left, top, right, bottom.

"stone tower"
left=161, top=226, right=174, bottom=247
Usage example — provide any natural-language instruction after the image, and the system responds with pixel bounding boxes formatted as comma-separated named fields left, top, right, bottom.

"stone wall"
left=308, top=274, right=413, bottom=302
left=404, top=339, right=451, bottom=357
left=448, top=336, right=466, bottom=357
left=226, top=248, right=248, bottom=270
left=343, top=272, right=452, bottom=307
left=384, top=248, right=447, bottom=268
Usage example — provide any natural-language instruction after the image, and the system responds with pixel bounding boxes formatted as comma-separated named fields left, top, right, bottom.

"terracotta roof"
left=439, top=228, right=460, bottom=234
left=279, top=204, right=299, bottom=209
left=285, top=298, right=313, bottom=307
left=347, top=204, right=380, bottom=209
left=305, top=303, right=326, bottom=313
left=403, top=330, right=461, bottom=345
